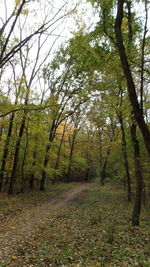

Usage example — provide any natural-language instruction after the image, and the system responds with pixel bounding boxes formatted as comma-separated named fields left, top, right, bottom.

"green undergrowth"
left=4, top=183, right=150, bottom=267
left=0, top=182, right=77, bottom=221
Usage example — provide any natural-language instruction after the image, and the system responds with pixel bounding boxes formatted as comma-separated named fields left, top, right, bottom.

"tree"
left=40, top=50, right=88, bottom=190
left=0, top=0, right=79, bottom=193
left=115, top=0, right=150, bottom=157
left=0, top=0, right=69, bottom=68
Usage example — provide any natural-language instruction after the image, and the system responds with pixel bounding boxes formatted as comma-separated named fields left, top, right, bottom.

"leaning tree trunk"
left=130, top=123, right=143, bottom=226
left=115, top=0, right=150, bottom=157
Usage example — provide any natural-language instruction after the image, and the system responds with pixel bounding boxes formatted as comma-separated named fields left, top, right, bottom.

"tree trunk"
left=40, top=120, right=55, bottom=191
left=40, top=155, right=49, bottom=191
left=54, top=121, right=67, bottom=183
left=118, top=113, right=131, bottom=202
left=98, top=127, right=103, bottom=177
left=130, top=123, right=143, bottom=226
left=0, top=112, right=15, bottom=191
left=100, top=123, right=115, bottom=185
left=0, top=117, right=5, bottom=142
left=8, top=114, right=26, bottom=194
left=115, top=0, right=150, bottom=157
left=20, top=123, right=29, bottom=193
left=29, top=149, right=36, bottom=191
left=55, top=122, right=67, bottom=170
left=100, top=146, right=110, bottom=185
left=67, top=133, right=76, bottom=183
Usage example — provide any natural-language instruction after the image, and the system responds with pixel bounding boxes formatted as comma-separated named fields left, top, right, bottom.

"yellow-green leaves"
left=15, top=0, right=21, bottom=6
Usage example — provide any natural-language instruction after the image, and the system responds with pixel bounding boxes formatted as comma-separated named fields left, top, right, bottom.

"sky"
left=0, top=0, right=97, bottom=102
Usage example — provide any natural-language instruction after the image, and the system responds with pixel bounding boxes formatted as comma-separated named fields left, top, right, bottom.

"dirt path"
left=0, top=183, right=90, bottom=261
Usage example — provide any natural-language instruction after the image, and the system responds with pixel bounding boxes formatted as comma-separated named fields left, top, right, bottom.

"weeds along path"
left=0, top=183, right=91, bottom=261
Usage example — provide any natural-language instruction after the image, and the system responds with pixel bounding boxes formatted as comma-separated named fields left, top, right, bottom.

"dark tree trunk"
left=29, top=173, right=34, bottom=191
left=40, top=155, right=49, bottom=191
left=20, top=124, right=29, bottom=193
left=100, top=123, right=115, bottom=185
left=67, top=133, right=76, bottom=183
left=8, top=114, right=26, bottom=194
left=100, top=145, right=111, bottom=185
left=98, top=127, right=103, bottom=177
left=118, top=113, right=131, bottom=202
left=0, top=112, right=15, bottom=191
left=54, top=121, right=67, bottom=183
left=130, top=123, right=143, bottom=226
left=40, top=120, right=55, bottom=191
left=29, top=149, right=36, bottom=191
left=55, top=122, right=67, bottom=170
left=115, top=0, right=150, bottom=157
left=0, top=117, right=5, bottom=142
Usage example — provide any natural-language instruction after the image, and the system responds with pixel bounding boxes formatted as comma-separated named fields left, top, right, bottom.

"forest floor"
left=0, top=180, right=150, bottom=267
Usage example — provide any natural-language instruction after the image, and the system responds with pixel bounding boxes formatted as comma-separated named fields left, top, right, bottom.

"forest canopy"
left=0, top=0, right=150, bottom=226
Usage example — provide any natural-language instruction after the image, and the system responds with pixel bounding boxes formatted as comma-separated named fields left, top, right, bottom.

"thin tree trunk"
left=0, top=112, right=15, bottom=191
left=130, top=123, right=143, bottom=226
left=29, top=149, right=37, bottom=191
left=100, top=145, right=111, bottom=185
left=98, top=127, right=103, bottom=177
left=67, top=133, right=76, bottom=183
left=20, top=123, right=29, bottom=193
left=0, top=117, right=5, bottom=142
left=100, top=123, right=115, bottom=185
left=67, top=134, right=75, bottom=183
left=8, top=114, right=26, bottom=194
left=118, top=113, right=131, bottom=202
left=40, top=120, right=55, bottom=191
left=54, top=121, right=67, bottom=183
left=115, top=0, right=150, bottom=157
left=40, top=151, right=49, bottom=191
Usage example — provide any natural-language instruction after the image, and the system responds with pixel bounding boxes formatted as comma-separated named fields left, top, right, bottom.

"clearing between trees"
left=0, top=181, right=150, bottom=266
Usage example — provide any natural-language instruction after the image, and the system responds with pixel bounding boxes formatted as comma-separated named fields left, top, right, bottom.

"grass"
left=1, top=182, right=150, bottom=266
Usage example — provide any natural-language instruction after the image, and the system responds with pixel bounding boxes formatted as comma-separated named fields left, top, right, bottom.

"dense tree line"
left=0, top=0, right=149, bottom=226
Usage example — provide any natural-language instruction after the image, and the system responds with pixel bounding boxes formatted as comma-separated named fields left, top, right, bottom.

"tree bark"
left=100, top=144, right=111, bottom=185
left=115, top=0, right=150, bottom=157
left=20, top=123, right=29, bottom=193
left=130, top=123, right=143, bottom=226
left=98, top=127, right=103, bottom=177
left=0, top=117, right=5, bottom=142
left=0, top=112, right=15, bottom=191
left=100, top=123, right=115, bottom=185
left=118, top=112, right=131, bottom=202
left=29, top=149, right=37, bottom=191
left=54, top=121, right=67, bottom=183
left=40, top=120, right=56, bottom=191
left=67, top=131, right=76, bottom=183
left=8, top=114, right=26, bottom=194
